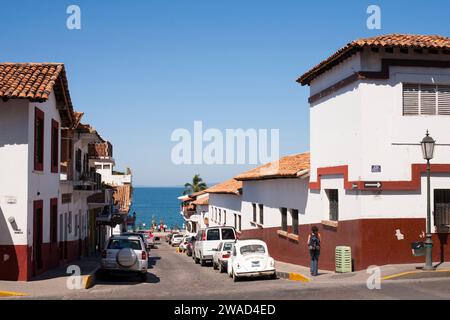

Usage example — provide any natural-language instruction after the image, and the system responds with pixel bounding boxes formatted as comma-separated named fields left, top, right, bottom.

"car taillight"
left=101, top=250, right=107, bottom=258
left=142, top=251, right=147, bottom=260
left=202, top=233, right=206, bottom=241
left=222, top=254, right=230, bottom=259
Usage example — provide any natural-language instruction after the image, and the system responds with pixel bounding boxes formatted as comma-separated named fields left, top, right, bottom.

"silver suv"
left=100, top=235, right=148, bottom=281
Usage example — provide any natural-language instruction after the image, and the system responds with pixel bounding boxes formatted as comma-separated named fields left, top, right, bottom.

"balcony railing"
left=74, top=171, right=102, bottom=191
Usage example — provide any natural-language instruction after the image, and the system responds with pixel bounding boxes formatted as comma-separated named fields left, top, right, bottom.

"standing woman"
left=307, top=226, right=321, bottom=276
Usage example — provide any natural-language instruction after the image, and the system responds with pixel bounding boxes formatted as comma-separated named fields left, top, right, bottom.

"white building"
left=89, top=142, right=132, bottom=187
left=205, top=179, right=243, bottom=232
left=0, top=63, right=75, bottom=280
left=234, top=153, right=310, bottom=263
left=297, top=34, right=450, bottom=270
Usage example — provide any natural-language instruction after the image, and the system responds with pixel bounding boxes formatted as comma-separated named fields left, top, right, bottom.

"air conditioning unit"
left=335, top=246, right=352, bottom=273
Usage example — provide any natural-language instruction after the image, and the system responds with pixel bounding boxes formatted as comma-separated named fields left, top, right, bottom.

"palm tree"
left=183, top=174, right=207, bottom=195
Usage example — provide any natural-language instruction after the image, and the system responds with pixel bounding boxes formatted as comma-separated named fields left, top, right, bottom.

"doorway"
left=434, top=189, right=450, bottom=233
left=33, top=200, right=43, bottom=275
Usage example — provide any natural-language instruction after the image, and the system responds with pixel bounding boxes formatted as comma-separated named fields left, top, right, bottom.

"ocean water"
left=130, top=187, right=185, bottom=229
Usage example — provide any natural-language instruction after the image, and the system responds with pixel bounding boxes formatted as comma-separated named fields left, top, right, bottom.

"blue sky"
left=2, top=0, right=450, bottom=186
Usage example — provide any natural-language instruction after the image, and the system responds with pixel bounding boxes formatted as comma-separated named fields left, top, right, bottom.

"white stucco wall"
left=27, top=93, right=62, bottom=245
left=240, top=178, right=309, bottom=230
left=0, top=99, right=30, bottom=246
left=208, top=193, right=242, bottom=229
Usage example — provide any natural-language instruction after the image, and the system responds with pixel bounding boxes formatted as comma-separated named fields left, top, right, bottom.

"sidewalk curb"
left=82, top=267, right=100, bottom=289
left=0, top=290, right=28, bottom=297
left=276, top=271, right=310, bottom=283
left=382, top=268, right=450, bottom=281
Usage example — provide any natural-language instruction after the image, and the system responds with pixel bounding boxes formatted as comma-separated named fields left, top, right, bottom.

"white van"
left=193, top=227, right=237, bottom=266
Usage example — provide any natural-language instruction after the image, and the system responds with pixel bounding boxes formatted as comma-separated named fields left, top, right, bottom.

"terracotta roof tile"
left=205, top=178, right=242, bottom=195
left=0, top=63, right=74, bottom=127
left=192, top=195, right=209, bottom=206
left=298, top=34, right=450, bottom=85
left=190, top=190, right=207, bottom=198
left=235, top=152, right=310, bottom=181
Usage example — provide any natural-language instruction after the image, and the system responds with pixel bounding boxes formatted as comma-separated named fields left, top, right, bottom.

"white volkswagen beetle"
left=227, top=239, right=276, bottom=281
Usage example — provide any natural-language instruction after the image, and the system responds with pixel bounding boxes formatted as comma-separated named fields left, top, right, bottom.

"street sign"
left=364, top=182, right=382, bottom=188
left=371, top=165, right=381, bottom=173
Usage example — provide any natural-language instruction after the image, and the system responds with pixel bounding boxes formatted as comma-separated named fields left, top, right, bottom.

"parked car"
left=121, top=232, right=150, bottom=252
left=179, top=235, right=191, bottom=252
left=139, top=231, right=155, bottom=248
left=100, top=235, right=148, bottom=281
left=194, top=227, right=236, bottom=266
left=227, top=239, right=276, bottom=282
left=212, top=241, right=235, bottom=273
left=171, top=234, right=184, bottom=247
left=168, top=233, right=179, bottom=245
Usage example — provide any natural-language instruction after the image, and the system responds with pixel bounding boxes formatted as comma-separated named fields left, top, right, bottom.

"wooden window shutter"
left=437, top=85, right=450, bottom=115
left=420, top=84, right=437, bottom=115
left=403, top=84, right=419, bottom=115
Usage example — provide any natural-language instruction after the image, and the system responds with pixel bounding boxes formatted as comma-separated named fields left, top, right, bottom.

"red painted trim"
left=34, top=107, right=44, bottom=171
left=309, top=164, right=450, bottom=191
left=50, top=119, right=59, bottom=173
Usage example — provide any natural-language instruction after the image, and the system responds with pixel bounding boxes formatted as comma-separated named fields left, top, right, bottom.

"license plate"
left=252, top=261, right=260, bottom=267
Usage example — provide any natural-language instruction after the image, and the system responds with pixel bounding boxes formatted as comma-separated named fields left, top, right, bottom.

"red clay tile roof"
left=192, top=195, right=209, bottom=206
left=234, top=152, right=310, bottom=181
left=0, top=63, right=74, bottom=127
left=190, top=190, right=207, bottom=198
left=297, top=34, right=450, bottom=85
left=206, top=178, right=242, bottom=195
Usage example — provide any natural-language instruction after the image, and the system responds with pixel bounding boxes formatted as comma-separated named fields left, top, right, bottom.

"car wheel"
left=233, top=271, right=239, bottom=282
left=200, top=256, right=206, bottom=267
left=219, top=264, right=224, bottom=273
left=194, top=254, right=200, bottom=264
left=270, top=273, right=277, bottom=280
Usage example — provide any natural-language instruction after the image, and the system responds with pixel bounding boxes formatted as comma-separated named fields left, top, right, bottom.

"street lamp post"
left=421, top=130, right=436, bottom=271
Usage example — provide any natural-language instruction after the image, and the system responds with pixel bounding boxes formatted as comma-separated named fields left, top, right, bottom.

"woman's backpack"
left=308, top=233, right=320, bottom=251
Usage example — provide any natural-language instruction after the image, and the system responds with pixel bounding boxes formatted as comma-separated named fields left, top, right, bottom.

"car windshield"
left=108, top=239, right=142, bottom=250
left=240, top=244, right=265, bottom=255
left=221, top=228, right=235, bottom=240
left=223, top=242, right=233, bottom=251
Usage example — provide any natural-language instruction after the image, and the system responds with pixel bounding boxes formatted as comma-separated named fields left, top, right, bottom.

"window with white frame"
left=403, top=83, right=450, bottom=115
